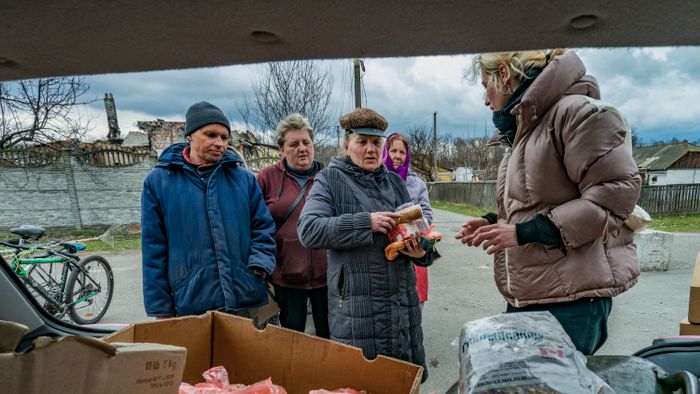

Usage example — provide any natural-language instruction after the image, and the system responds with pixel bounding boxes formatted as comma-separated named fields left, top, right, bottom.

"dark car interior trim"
left=1, top=1, right=700, bottom=81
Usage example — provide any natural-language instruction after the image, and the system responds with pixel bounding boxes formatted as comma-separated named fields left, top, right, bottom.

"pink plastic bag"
left=179, top=366, right=286, bottom=394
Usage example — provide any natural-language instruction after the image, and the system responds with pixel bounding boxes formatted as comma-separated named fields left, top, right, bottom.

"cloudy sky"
left=79, top=46, right=700, bottom=145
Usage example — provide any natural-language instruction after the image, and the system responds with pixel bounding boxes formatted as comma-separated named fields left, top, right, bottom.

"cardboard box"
left=0, top=320, right=187, bottom=394
left=680, top=317, right=700, bottom=335
left=104, top=311, right=422, bottom=394
left=689, top=253, right=700, bottom=323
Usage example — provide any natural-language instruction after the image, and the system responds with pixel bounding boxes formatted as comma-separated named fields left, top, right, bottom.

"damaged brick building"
left=0, top=95, right=278, bottom=228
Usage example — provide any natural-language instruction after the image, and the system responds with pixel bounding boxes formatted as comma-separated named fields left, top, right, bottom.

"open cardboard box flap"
left=688, top=253, right=700, bottom=323
left=105, top=311, right=422, bottom=394
left=0, top=320, right=186, bottom=394
left=0, top=320, right=28, bottom=353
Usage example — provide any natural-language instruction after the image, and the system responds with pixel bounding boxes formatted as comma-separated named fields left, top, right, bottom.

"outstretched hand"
left=455, top=218, right=489, bottom=242
left=462, top=223, right=517, bottom=254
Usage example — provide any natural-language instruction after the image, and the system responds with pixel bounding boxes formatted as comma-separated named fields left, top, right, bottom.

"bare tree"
left=404, top=125, right=432, bottom=180
left=314, top=143, right=342, bottom=166
left=404, top=124, right=451, bottom=182
left=443, top=136, right=506, bottom=180
left=241, top=60, right=334, bottom=144
left=0, top=77, right=90, bottom=150
left=630, top=128, right=642, bottom=148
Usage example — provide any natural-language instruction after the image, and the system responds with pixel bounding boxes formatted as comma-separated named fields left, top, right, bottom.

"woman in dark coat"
left=298, top=107, right=437, bottom=383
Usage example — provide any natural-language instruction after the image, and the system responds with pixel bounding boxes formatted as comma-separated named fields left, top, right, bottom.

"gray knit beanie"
left=184, top=101, right=231, bottom=137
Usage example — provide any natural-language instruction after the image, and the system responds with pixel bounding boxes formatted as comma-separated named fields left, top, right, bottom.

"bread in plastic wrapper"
left=458, top=312, right=614, bottom=394
left=394, top=203, right=424, bottom=225
left=624, top=204, right=652, bottom=232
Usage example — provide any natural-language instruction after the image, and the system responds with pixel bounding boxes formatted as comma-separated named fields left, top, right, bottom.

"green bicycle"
left=1, top=225, right=114, bottom=325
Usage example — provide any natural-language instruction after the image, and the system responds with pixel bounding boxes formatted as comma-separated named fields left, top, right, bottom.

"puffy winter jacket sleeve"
left=297, top=171, right=373, bottom=250
left=548, top=102, right=641, bottom=248
left=141, top=173, right=175, bottom=317
left=246, top=172, right=277, bottom=275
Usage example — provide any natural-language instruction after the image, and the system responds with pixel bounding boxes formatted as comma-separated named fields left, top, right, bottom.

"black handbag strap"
left=276, top=181, right=310, bottom=229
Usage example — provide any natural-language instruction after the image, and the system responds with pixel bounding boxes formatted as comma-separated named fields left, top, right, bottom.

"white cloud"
left=632, top=47, right=672, bottom=62
left=619, top=76, right=700, bottom=127
left=67, top=47, right=700, bottom=144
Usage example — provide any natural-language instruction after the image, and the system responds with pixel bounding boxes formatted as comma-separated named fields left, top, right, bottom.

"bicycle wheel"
left=65, top=255, right=114, bottom=325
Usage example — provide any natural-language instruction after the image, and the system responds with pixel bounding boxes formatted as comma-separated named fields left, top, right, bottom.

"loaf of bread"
left=394, top=204, right=423, bottom=225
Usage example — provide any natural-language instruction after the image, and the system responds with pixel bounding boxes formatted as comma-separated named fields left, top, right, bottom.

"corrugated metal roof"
left=633, top=141, right=700, bottom=170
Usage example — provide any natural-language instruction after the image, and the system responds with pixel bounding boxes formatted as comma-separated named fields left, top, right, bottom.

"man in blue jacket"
left=141, top=101, right=276, bottom=319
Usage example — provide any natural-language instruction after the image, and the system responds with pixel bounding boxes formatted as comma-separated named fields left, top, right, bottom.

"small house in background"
left=633, top=141, right=700, bottom=185
left=454, top=167, right=474, bottom=182
left=435, top=166, right=455, bottom=182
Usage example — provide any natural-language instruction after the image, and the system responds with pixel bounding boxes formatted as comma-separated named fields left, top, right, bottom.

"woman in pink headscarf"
left=383, top=132, right=433, bottom=308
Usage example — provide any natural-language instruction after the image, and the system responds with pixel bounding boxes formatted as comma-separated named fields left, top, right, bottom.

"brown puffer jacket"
left=494, top=51, right=642, bottom=307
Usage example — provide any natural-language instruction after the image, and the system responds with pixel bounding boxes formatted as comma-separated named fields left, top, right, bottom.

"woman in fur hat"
left=298, top=108, right=438, bottom=383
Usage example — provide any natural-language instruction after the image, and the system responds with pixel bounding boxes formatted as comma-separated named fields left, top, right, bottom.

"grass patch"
left=83, top=235, right=141, bottom=253
left=432, top=201, right=494, bottom=218
left=433, top=201, right=700, bottom=233
left=647, top=214, right=700, bottom=233
left=0, top=224, right=142, bottom=253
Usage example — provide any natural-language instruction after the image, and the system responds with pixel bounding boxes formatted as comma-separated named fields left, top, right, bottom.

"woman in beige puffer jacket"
left=455, top=49, right=641, bottom=355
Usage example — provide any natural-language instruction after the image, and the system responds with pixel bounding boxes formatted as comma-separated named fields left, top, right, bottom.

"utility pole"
left=336, top=125, right=340, bottom=149
left=433, top=111, right=438, bottom=179
left=353, top=58, right=362, bottom=108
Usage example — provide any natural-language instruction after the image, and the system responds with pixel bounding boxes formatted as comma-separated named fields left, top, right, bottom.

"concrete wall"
left=0, top=154, right=156, bottom=228
left=632, top=229, right=699, bottom=271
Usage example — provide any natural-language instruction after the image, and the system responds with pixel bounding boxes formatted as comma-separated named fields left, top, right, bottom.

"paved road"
left=96, top=209, right=699, bottom=394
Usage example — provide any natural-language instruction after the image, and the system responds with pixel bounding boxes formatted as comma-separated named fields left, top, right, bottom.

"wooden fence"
left=73, top=146, right=153, bottom=167
left=428, top=181, right=497, bottom=210
left=637, top=184, right=700, bottom=215
left=0, top=146, right=154, bottom=168
left=429, top=182, right=700, bottom=215
left=0, top=148, right=62, bottom=167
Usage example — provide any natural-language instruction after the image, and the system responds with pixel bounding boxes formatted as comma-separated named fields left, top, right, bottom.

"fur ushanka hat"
left=339, top=107, right=388, bottom=136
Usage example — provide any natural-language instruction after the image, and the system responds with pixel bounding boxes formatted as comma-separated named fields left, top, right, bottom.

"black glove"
left=515, top=214, right=564, bottom=247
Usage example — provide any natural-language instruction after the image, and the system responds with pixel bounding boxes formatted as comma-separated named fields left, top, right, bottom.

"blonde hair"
left=275, top=113, right=313, bottom=148
left=467, top=49, right=567, bottom=91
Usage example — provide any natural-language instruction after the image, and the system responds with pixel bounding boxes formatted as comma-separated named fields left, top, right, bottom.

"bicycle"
left=0, top=225, right=114, bottom=325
